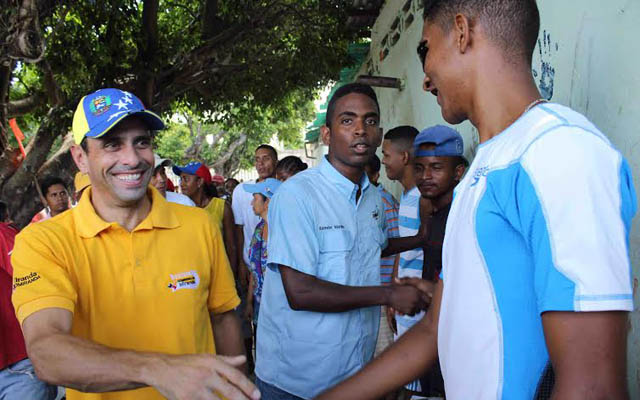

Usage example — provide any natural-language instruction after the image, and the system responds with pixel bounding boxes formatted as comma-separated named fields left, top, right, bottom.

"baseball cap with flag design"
left=172, top=162, right=212, bottom=184
left=72, top=88, right=165, bottom=145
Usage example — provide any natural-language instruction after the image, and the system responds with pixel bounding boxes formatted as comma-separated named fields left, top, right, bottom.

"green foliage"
left=155, top=88, right=316, bottom=174
left=5, top=0, right=360, bottom=164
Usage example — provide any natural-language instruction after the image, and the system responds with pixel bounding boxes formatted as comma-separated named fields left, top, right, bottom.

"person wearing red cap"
left=212, top=174, right=228, bottom=199
left=150, top=154, right=194, bottom=206
left=174, top=162, right=238, bottom=277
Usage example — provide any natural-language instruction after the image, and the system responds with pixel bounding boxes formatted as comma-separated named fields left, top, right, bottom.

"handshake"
left=385, top=277, right=435, bottom=316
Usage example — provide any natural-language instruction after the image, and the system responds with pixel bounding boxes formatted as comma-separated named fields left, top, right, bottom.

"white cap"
left=154, top=153, right=171, bottom=169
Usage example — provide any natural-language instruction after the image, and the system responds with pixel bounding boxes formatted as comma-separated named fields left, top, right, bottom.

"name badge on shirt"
left=167, top=270, right=200, bottom=292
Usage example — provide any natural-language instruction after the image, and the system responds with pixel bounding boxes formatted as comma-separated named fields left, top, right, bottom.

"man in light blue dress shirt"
left=255, top=83, right=431, bottom=400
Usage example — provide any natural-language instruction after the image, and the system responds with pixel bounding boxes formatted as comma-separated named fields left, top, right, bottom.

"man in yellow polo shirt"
left=11, top=88, right=260, bottom=400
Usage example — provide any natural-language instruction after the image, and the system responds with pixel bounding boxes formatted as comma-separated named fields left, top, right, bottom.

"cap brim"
left=86, top=109, right=165, bottom=140
left=243, top=183, right=261, bottom=194
left=172, top=165, right=187, bottom=176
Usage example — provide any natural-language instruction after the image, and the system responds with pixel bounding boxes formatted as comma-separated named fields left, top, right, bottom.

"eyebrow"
left=337, top=111, right=380, bottom=118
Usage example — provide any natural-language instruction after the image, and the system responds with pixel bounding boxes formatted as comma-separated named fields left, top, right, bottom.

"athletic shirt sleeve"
left=515, top=126, right=635, bottom=313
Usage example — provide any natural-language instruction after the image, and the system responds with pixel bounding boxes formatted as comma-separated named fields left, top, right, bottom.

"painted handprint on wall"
left=532, top=30, right=558, bottom=100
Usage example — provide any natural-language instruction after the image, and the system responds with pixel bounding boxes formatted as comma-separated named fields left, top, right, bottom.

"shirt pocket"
left=317, top=228, right=354, bottom=284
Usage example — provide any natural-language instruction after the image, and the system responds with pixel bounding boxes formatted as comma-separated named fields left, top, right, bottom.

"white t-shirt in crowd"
left=166, top=191, right=195, bottom=206
left=232, top=181, right=262, bottom=265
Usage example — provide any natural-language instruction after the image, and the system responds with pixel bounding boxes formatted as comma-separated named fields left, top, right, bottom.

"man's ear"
left=453, top=13, right=472, bottom=53
left=401, top=150, right=411, bottom=166
left=454, top=163, right=466, bottom=181
left=70, top=144, right=89, bottom=174
left=320, top=125, right=331, bottom=146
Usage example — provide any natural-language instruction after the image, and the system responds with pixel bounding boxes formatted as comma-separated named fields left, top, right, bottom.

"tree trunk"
left=1, top=106, right=71, bottom=228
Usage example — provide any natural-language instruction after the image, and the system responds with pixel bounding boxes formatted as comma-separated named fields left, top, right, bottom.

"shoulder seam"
left=520, top=123, right=614, bottom=162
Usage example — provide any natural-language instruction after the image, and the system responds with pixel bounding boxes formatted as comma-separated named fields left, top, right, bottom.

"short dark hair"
left=326, top=83, right=379, bottom=128
left=225, top=178, right=239, bottom=185
left=276, top=156, right=308, bottom=176
left=384, top=125, right=419, bottom=152
left=256, top=144, right=278, bottom=160
left=203, top=182, right=219, bottom=199
left=40, top=176, right=67, bottom=196
left=0, top=201, right=8, bottom=222
left=367, top=154, right=382, bottom=173
left=422, top=0, right=540, bottom=65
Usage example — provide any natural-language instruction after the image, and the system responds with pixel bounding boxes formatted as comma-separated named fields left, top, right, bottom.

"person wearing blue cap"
left=255, top=83, right=431, bottom=400
left=150, top=154, right=195, bottom=207
left=318, top=1, right=635, bottom=399
left=11, top=88, right=258, bottom=400
left=410, top=124, right=467, bottom=397
left=241, top=178, right=281, bottom=328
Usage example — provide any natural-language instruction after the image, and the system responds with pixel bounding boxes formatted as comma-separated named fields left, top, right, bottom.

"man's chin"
left=441, top=108, right=467, bottom=125
left=113, top=186, right=150, bottom=204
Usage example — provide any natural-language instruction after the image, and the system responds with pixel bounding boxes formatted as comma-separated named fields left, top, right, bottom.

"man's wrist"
left=137, top=352, right=166, bottom=389
left=381, top=285, right=393, bottom=307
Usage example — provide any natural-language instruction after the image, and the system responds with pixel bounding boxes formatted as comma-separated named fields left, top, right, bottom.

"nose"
left=120, top=143, right=142, bottom=167
left=423, top=167, right=434, bottom=181
left=354, top=118, right=366, bottom=136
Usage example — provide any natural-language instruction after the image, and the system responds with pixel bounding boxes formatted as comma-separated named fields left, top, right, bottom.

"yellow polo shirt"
left=12, top=187, right=239, bottom=400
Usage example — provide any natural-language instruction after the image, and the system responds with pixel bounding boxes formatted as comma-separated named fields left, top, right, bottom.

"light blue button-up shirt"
left=255, top=156, right=387, bottom=399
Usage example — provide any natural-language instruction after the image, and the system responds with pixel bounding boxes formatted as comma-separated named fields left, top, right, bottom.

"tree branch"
left=211, top=133, right=246, bottom=172
left=8, top=0, right=46, bottom=63
left=7, top=92, right=44, bottom=117
left=136, top=0, right=159, bottom=107
left=201, top=0, right=224, bottom=40
left=0, top=61, right=12, bottom=152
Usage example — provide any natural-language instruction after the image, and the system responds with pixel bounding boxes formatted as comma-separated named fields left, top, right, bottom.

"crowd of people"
left=0, top=1, right=637, bottom=400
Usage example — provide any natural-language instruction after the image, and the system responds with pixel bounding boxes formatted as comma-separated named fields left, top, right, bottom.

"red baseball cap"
left=172, top=162, right=212, bottom=184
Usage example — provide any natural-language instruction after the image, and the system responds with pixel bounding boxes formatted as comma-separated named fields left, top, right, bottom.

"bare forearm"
left=316, top=314, right=438, bottom=399
left=223, top=234, right=238, bottom=278
left=382, top=235, right=423, bottom=258
left=234, top=225, right=245, bottom=267
left=28, top=332, right=161, bottom=392
left=223, top=207, right=238, bottom=277
left=289, top=282, right=390, bottom=312
left=282, top=268, right=389, bottom=312
left=212, top=311, right=246, bottom=359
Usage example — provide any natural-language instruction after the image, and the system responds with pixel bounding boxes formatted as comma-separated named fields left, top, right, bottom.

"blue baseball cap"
left=244, top=178, right=281, bottom=199
left=72, top=88, right=165, bottom=145
left=414, top=125, right=465, bottom=158
left=172, top=162, right=212, bottom=184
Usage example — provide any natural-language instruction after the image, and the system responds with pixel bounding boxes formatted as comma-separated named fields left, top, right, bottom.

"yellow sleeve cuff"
left=209, top=294, right=241, bottom=315
left=16, top=296, right=75, bottom=324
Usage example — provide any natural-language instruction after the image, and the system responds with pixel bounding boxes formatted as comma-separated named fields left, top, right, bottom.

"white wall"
left=364, top=0, right=640, bottom=396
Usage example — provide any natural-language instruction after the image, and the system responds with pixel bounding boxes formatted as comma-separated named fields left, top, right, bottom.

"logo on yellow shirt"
left=167, top=270, right=200, bottom=292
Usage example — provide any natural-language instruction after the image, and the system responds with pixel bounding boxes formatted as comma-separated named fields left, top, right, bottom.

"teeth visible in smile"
left=116, top=173, right=141, bottom=181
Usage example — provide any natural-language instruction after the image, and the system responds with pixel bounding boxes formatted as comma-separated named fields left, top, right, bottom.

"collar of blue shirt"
left=319, top=155, right=371, bottom=203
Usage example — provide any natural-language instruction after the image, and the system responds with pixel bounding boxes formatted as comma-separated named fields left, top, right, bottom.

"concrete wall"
left=362, top=0, right=640, bottom=396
